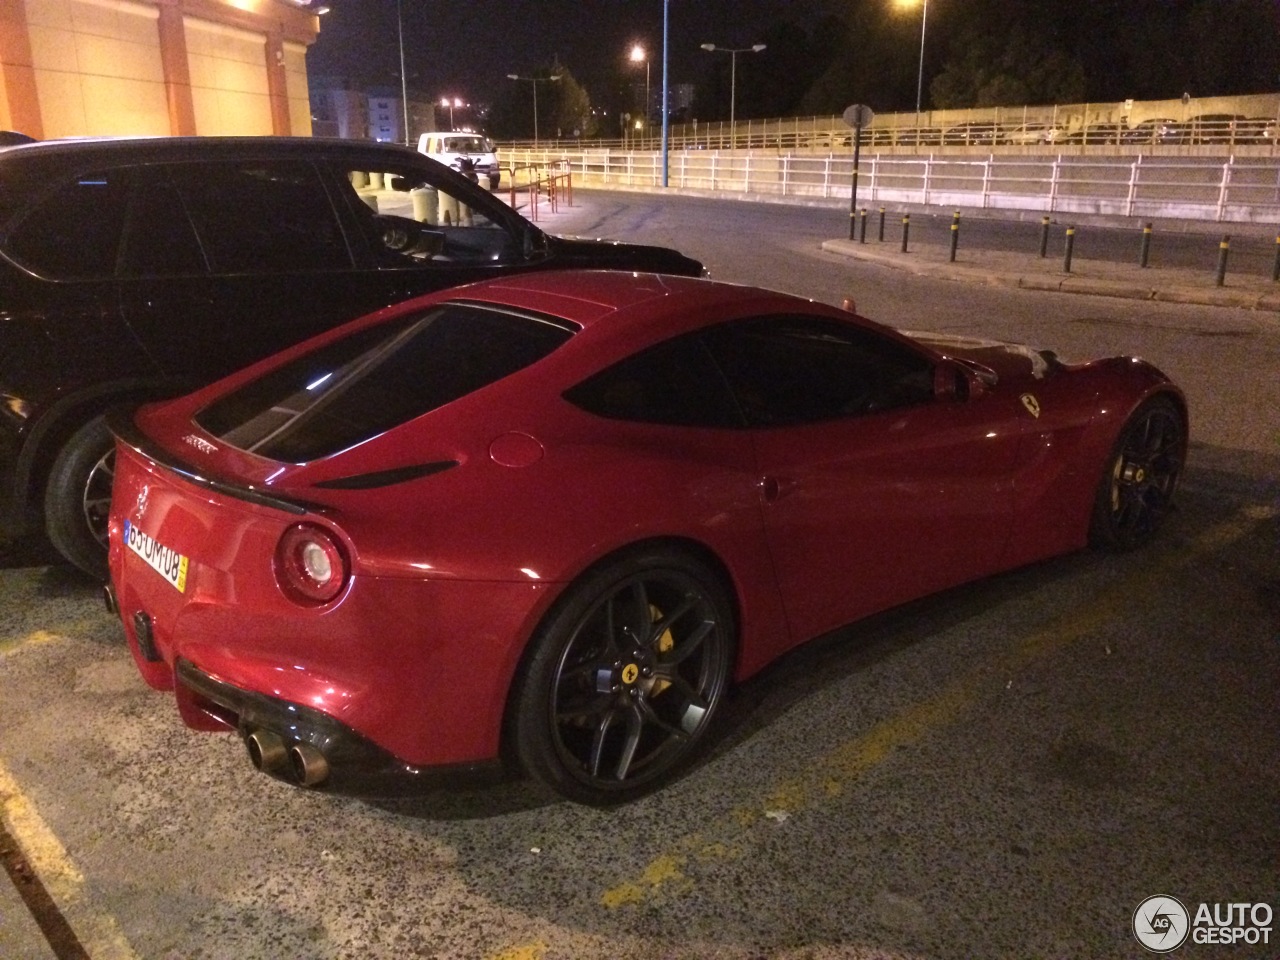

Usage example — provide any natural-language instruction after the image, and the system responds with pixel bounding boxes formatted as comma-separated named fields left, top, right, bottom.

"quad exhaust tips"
left=246, top=729, right=288, bottom=772
left=289, top=742, right=329, bottom=787
left=245, top=729, right=330, bottom=788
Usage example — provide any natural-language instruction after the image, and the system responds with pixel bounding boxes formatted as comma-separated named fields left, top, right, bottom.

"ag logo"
left=1020, top=393, right=1041, bottom=418
left=1133, top=895, right=1190, bottom=953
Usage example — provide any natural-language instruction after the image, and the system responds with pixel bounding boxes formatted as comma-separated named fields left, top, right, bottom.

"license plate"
left=122, top=519, right=189, bottom=593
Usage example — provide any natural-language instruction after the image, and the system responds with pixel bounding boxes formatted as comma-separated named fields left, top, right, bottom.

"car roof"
left=447, top=270, right=828, bottom=337
left=0, top=136, right=427, bottom=172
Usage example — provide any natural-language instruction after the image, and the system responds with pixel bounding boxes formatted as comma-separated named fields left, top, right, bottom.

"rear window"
left=195, top=303, right=573, bottom=462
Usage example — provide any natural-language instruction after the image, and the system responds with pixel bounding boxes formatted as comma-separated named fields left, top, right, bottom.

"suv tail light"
left=274, top=523, right=349, bottom=605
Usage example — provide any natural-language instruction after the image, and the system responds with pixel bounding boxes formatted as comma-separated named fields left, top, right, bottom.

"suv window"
left=119, top=178, right=207, bottom=277
left=5, top=168, right=135, bottom=279
left=337, top=162, right=516, bottom=267
left=164, top=160, right=352, bottom=274
left=700, top=315, right=934, bottom=426
left=195, top=304, right=574, bottom=463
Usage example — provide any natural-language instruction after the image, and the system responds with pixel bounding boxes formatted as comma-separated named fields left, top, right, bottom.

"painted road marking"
left=599, top=505, right=1277, bottom=908
left=1, top=756, right=140, bottom=958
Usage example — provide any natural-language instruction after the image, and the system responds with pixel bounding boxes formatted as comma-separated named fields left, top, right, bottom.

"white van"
left=417, top=132, right=500, bottom=189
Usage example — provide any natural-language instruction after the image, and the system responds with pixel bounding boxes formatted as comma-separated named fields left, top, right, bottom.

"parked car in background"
left=942, top=122, right=999, bottom=146
left=105, top=270, right=1187, bottom=805
left=1060, top=123, right=1125, bottom=146
left=417, top=132, right=501, bottom=189
left=1233, top=117, right=1277, bottom=143
left=1122, top=119, right=1184, bottom=145
left=0, top=137, right=704, bottom=578
left=1192, top=114, right=1248, bottom=144
left=1002, top=123, right=1064, bottom=145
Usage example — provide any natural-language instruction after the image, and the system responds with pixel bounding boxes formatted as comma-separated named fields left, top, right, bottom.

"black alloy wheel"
left=1089, top=396, right=1187, bottom=551
left=44, top=414, right=115, bottom=579
left=511, top=550, right=734, bottom=805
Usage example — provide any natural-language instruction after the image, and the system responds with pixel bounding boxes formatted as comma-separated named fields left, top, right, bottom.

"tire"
left=1088, top=396, right=1186, bottom=552
left=509, top=549, right=735, bottom=806
left=44, top=414, right=115, bottom=580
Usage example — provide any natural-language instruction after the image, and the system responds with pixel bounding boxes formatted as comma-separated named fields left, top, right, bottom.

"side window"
left=564, top=333, right=742, bottom=428
left=166, top=160, right=352, bottom=274
left=338, top=163, right=514, bottom=268
left=118, top=179, right=207, bottom=277
left=5, top=168, right=134, bottom=279
left=701, top=315, right=934, bottom=427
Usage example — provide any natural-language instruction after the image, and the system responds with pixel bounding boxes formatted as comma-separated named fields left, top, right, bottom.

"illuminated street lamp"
left=896, top=0, right=929, bottom=117
left=439, top=96, right=464, bottom=129
left=629, top=44, right=650, bottom=125
left=507, top=73, right=561, bottom=144
left=699, top=43, right=766, bottom=135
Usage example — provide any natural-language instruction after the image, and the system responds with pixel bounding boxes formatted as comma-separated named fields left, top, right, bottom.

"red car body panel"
left=107, top=271, right=1185, bottom=774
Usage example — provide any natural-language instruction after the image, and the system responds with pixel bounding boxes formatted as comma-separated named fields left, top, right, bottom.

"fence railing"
left=498, top=149, right=1280, bottom=224
left=504, top=93, right=1280, bottom=156
left=503, top=161, right=573, bottom=222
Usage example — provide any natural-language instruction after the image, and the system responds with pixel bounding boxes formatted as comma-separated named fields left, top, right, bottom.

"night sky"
left=307, top=0, right=838, bottom=104
left=306, top=0, right=1280, bottom=130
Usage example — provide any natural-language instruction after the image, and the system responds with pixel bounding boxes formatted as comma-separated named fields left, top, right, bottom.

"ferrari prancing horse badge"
left=1020, top=393, right=1041, bottom=418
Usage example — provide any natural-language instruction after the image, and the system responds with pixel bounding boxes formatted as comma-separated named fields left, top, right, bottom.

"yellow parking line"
left=600, top=505, right=1276, bottom=909
left=485, top=941, right=549, bottom=960
left=0, top=761, right=139, bottom=960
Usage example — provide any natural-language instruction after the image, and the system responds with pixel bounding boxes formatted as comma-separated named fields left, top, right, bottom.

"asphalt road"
left=2, top=191, right=1277, bottom=960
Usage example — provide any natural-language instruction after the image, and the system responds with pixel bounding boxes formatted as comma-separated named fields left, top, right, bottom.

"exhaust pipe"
left=245, top=729, right=287, bottom=773
left=288, top=742, right=330, bottom=787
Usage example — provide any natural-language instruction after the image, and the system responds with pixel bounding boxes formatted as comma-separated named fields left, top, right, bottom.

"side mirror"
left=933, top=358, right=994, bottom=402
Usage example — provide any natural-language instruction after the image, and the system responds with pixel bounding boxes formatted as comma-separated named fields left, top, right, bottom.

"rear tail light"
left=274, top=523, right=349, bottom=605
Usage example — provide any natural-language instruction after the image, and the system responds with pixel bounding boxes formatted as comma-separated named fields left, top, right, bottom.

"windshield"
left=443, top=137, right=490, bottom=153
left=195, top=304, right=573, bottom=463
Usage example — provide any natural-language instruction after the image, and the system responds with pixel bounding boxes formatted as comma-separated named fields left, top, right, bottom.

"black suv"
left=0, top=137, right=705, bottom=577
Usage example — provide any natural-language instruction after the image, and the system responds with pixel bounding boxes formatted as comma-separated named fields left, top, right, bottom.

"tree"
left=548, top=65, right=596, bottom=139
left=929, top=16, right=1085, bottom=108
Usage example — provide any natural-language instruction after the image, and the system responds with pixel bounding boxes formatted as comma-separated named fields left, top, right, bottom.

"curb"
left=820, top=239, right=1280, bottom=312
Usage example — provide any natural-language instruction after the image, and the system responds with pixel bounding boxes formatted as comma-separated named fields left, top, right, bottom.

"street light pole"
left=916, top=0, right=928, bottom=116
left=700, top=43, right=766, bottom=145
left=397, top=0, right=409, bottom=144
left=629, top=44, right=650, bottom=129
left=506, top=74, right=561, bottom=144
left=896, top=0, right=929, bottom=118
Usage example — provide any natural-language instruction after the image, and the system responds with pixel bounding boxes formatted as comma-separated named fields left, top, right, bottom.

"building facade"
left=0, top=0, right=319, bottom=140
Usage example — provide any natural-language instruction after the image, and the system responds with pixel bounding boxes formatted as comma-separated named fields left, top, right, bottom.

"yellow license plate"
left=123, top=519, right=189, bottom=593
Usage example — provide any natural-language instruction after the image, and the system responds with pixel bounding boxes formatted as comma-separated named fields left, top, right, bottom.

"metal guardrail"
left=499, top=148, right=1280, bottom=225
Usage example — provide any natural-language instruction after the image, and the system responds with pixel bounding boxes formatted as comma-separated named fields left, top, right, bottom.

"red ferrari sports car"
left=105, top=270, right=1187, bottom=805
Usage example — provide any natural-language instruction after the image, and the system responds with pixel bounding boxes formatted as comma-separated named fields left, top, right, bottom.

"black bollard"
left=1272, top=235, right=1279, bottom=283
left=878, top=206, right=886, bottom=242
left=1039, top=215, right=1051, bottom=258
left=949, top=210, right=960, bottom=262
left=1215, top=235, right=1230, bottom=287
left=859, top=207, right=868, bottom=244
left=1063, top=226, right=1076, bottom=273
left=1139, top=222, right=1153, bottom=268
left=901, top=213, right=911, bottom=253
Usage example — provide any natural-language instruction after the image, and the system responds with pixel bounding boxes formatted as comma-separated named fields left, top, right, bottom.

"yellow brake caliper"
left=649, top=603, right=672, bottom=696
